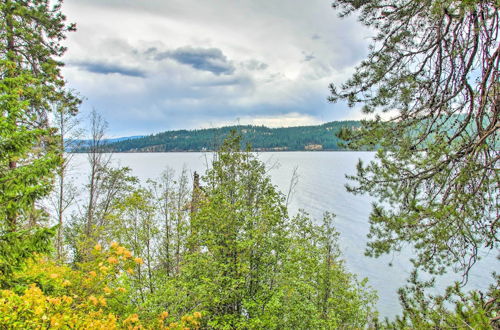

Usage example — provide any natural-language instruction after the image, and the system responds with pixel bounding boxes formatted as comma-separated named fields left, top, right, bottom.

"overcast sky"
left=61, top=0, right=370, bottom=137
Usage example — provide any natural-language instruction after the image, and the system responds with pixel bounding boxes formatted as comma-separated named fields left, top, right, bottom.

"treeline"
left=77, top=121, right=363, bottom=153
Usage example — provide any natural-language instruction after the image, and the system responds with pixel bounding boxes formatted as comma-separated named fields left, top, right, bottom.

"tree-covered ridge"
left=82, top=120, right=362, bottom=152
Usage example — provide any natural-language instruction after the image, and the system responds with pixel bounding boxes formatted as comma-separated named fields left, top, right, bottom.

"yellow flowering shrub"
left=0, top=244, right=202, bottom=329
left=0, top=285, right=118, bottom=328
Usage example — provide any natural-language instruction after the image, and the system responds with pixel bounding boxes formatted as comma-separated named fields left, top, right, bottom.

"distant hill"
left=74, top=121, right=363, bottom=152
left=68, top=135, right=144, bottom=151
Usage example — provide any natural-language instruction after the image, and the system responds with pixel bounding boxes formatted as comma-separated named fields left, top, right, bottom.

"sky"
left=61, top=0, right=371, bottom=137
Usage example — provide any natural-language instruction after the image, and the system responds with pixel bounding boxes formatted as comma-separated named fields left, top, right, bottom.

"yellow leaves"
left=0, top=283, right=120, bottom=329
left=163, top=312, right=202, bottom=330
left=107, top=312, right=117, bottom=323
left=61, top=296, right=73, bottom=305
left=123, top=313, right=140, bottom=326
left=34, top=306, right=44, bottom=315
left=116, top=246, right=133, bottom=259
left=47, top=297, right=61, bottom=306
left=107, top=256, right=119, bottom=264
left=26, top=284, right=43, bottom=297
left=103, top=287, right=112, bottom=295
left=50, top=314, right=63, bottom=327
left=88, top=295, right=106, bottom=307
left=123, top=249, right=132, bottom=258
left=88, top=295, right=99, bottom=306
left=0, top=289, right=14, bottom=298
left=0, top=244, right=160, bottom=329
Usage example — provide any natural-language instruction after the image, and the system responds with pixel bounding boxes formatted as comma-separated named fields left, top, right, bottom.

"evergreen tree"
left=330, top=0, right=499, bottom=279
left=0, top=0, right=79, bottom=278
left=0, top=0, right=79, bottom=231
left=330, top=0, right=499, bottom=326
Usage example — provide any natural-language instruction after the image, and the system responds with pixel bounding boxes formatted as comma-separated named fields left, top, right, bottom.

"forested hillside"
left=87, top=121, right=362, bottom=152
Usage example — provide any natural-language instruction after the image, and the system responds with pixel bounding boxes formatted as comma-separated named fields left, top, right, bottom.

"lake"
left=68, top=151, right=497, bottom=319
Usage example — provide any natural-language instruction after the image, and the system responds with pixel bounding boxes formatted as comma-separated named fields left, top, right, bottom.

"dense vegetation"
left=1, top=0, right=498, bottom=328
left=331, top=0, right=499, bottom=327
left=79, top=121, right=363, bottom=153
left=1, top=127, right=379, bottom=328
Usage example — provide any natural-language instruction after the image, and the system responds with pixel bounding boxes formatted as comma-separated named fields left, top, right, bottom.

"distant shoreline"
left=70, top=149, right=374, bottom=154
left=71, top=120, right=364, bottom=153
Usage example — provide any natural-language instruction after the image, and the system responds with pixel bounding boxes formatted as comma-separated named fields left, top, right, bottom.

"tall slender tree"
left=48, top=103, right=81, bottom=259
left=0, top=0, right=79, bottom=231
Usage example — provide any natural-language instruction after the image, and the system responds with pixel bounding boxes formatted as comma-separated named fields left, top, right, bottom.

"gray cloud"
left=242, top=59, right=268, bottom=71
left=71, top=61, right=146, bottom=77
left=155, top=47, right=235, bottom=75
left=303, top=53, right=315, bottom=62
left=61, top=0, right=371, bottom=136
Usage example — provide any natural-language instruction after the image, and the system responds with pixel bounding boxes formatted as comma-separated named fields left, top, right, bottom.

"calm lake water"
left=68, top=152, right=498, bottom=319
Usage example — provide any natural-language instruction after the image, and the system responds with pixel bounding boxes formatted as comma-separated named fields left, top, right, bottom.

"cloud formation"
left=70, top=61, right=146, bottom=77
left=155, top=47, right=235, bottom=75
left=61, top=0, right=371, bottom=137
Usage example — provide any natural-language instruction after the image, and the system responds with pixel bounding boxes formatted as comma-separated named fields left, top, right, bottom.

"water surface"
left=69, top=152, right=497, bottom=318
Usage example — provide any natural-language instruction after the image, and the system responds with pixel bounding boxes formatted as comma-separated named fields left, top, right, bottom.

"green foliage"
left=331, top=0, right=499, bottom=326
left=384, top=272, right=500, bottom=329
left=0, top=0, right=378, bottom=327
left=66, top=166, right=139, bottom=262
left=65, top=131, right=377, bottom=328
left=82, top=121, right=363, bottom=152
left=0, top=243, right=202, bottom=329
left=0, top=227, right=55, bottom=286
left=0, top=0, right=78, bottom=301
left=0, top=0, right=79, bottom=231
left=139, top=131, right=378, bottom=329
left=330, top=0, right=499, bottom=279
left=0, top=66, right=60, bottom=230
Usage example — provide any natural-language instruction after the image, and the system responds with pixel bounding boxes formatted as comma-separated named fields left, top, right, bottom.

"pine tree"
left=0, top=0, right=79, bottom=277
left=0, top=0, right=79, bottom=231
left=330, top=0, right=499, bottom=279
left=330, top=0, right=499, bottom=326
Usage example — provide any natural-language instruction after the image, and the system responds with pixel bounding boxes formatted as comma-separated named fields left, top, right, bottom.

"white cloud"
left=208, top=113, right=323, bottom=129
left=61, top=0, right=371, bottom=136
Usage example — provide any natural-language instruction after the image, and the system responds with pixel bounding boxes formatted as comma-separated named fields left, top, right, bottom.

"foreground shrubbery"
left=68, top=133, right=377, bottom=328
left=0, top=243, right=201, bottom=329
left=3, top=131, right=496, bottom=328
left=1, top=0, right=498, bottom=327
left=0, top=133, right=377, bottom=329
